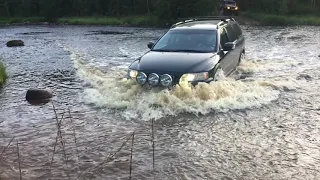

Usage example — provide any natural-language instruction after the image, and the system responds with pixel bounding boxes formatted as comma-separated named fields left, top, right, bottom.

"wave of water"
left=60, top=44, right=291, bottom=121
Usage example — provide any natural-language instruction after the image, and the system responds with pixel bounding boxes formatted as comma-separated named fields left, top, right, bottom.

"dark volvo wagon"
left=126, top=17, right=245, bottom=87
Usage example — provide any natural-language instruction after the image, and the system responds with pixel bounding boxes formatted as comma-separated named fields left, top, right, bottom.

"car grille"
left=141, top=72, right=179, bottom=86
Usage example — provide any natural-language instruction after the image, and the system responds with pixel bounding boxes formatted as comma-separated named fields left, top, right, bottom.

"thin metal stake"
left=129, top=132, right=135, bottom=180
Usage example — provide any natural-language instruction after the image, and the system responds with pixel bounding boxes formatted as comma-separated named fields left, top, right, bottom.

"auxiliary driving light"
left=148, top=73, right=160, bottom=86
left=160, top=74, right=173, bottom=87
left=136, top=72, right=147, bottom=85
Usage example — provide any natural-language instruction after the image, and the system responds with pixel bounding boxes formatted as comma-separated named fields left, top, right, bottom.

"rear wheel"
left=238, top=51, right=245, bottom=65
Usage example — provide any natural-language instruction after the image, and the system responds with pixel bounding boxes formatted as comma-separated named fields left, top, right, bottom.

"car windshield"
left=152, top=29, right=217, bottom=53
left=226, top=1, right=236, bottom=5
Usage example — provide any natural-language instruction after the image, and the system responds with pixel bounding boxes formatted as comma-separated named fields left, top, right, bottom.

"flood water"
left=0, top=25, right=319, bottom=180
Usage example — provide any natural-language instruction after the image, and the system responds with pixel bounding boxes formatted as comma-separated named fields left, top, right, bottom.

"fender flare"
left=211, top=63, right=222, bottom=81
left=212, top=63, right=221, bottom=75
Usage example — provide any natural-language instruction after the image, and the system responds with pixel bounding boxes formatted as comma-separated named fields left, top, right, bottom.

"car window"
left=232, top=23, right=242, bottom=37
left=152, top=29, right=217, bottom=53
left=225, top=1, right=236, bottom=5
left=154, top=33, right=170, bottom=49
left=220, top=28, right=229, bottom=46
left=225, top=24, right=237, bottom=42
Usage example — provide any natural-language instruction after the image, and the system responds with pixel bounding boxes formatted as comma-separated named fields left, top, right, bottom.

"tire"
left=213, top=67, right=225, bottom=81
left=238, top=51, right=245, bottom=65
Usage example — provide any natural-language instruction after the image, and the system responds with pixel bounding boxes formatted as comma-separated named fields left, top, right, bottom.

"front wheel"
left=213, top=67, right=225, bottom=81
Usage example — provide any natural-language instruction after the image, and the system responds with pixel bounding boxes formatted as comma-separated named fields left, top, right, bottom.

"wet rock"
left=276, top=125, right=285, bottom=128
left=221, top=176, right=233, bottom=180
left=26, top=89, right=53, bottom=105
left=17, top=32, right=51, bottom=35
left=283, top=86, right=294, bottom=92
left=296, top=74, right=312, bottom=81
left=6, top=40, right=24, bottom=47
left=87, top=30, right=133, bottom=35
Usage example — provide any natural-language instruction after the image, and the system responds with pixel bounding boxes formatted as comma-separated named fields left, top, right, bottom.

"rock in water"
left=6, top=40, right=24, bottom=47
left=26, top=89, right=53, bottom=105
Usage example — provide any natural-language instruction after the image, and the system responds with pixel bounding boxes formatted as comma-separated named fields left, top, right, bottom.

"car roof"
left=170, top=17, right=236, bottom=30
left=171, top=20, right=221, bottom=30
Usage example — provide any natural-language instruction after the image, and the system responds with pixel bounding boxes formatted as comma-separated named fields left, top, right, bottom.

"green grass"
left=58, top=16, right=162, bottom=27
left=0, top=17, right=46, bottom=24
left=240, top=12, right=320, bottom=26
left=1, top=14, right=320, bottom=26
left=0, top=15, right=165, bottom=27
left=0, top=61, right=7, bottom=87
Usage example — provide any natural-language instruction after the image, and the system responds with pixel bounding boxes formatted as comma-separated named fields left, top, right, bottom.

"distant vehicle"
left=126, top=17, right=245, bottom=88
left=219, top=0, right=239, bottom=16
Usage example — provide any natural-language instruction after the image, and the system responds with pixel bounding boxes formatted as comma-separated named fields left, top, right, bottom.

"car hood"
left=130, top=51, right=217, bottom=73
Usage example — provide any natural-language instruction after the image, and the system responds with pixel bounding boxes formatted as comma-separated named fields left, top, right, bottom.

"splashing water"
left=62, top=44, right=283, bottom=121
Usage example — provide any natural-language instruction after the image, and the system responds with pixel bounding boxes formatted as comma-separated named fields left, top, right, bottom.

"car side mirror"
left=222, top=42, right=236, bottom=51
left=147, top=42, right=154, bottom=49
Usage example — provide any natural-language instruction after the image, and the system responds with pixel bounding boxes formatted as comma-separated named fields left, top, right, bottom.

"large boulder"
left=26, top=89, right=53, bottom=105
left=6, top=40, right=24, bottom=47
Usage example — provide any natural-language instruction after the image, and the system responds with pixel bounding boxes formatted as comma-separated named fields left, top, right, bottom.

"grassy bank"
left=0, top=16, right=164, bottom=27
left=0, top=61, right=7, bottom=87
left=0, top=17, right=46, bottom=25
left=0, top=14, right=320, bottom=26
left=240, top=12, right=320, bottom=26
left=58, top=16, right=163, bottom=27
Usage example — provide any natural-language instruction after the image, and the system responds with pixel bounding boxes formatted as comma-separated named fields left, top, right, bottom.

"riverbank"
left=240, top=12, right=320, bottom=26
left=0, top=14, right=320, bottom=27
left=0, top=16, right=163, bottom=27
left=0, top=61, right=7, bottom=87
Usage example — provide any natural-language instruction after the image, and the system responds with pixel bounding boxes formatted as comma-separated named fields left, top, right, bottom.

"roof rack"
left=172, top=16, right=236, bottom=28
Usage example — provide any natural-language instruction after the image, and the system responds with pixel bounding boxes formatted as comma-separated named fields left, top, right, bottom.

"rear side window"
left=232, top=23, right=243, bottom=37
left=220, top=28, right=229, bottom=46
left=225, top=25, right=237, bottom=42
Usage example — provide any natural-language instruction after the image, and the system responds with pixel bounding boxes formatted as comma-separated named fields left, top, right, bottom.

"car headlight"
left=148, top=73, right=160, bottom=86
left=160, top=74, right=173, bottom=87
left=136, top=72, right=147, bottom=85
left=179, top=72, right=209, bottom=83
left=227, top=6, right=230, bottom=9
left=235, top=6, right=238, bottom=10
left=128, top=69, right=138, bottom=79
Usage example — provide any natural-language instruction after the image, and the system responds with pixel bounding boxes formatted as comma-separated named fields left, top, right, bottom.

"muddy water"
left=0, top=25, right=319, bottom=180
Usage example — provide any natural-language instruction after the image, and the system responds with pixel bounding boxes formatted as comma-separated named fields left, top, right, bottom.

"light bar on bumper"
left=160, top=74, right=173, bottom=87
left=136, top=72, right=147, bottom=85
left=126, top=70, right=174, bottom=87
left=148, top=73, right=160, bottom=86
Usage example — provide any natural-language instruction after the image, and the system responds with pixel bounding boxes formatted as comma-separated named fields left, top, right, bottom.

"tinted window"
left=152, top=29, right=217, bottom=53
left=226, top=1, right=236, bottom=5
left=225, top=25, right=237, bottom=42
left=232, top=23, right=242, bottom=37
left=220, top=28, right=229, bottom=46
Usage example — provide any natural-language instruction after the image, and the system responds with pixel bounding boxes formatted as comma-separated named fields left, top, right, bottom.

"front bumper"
left=125, top=74, right=214, bottom=88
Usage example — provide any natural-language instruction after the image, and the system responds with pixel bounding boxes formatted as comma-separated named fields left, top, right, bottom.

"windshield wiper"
left=151, top=49, right=176, bottom=52
left=171, top=49, right=209, bottom=53
left=152, top=49, right=211, bottom=53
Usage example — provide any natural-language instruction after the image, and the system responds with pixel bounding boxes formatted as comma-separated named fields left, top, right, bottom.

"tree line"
left=0, top=0, right=319, bottom=20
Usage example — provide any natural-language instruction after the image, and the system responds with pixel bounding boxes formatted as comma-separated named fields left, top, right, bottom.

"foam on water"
left=62, top=45, right=288, bottom=121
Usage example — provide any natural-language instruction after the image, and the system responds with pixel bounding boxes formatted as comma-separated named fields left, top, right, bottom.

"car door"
left=232, top=22, right=245, bottom=60
left=225, top=22, right=244, bottom=70
left=218, top=26, right=236, bottom=75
